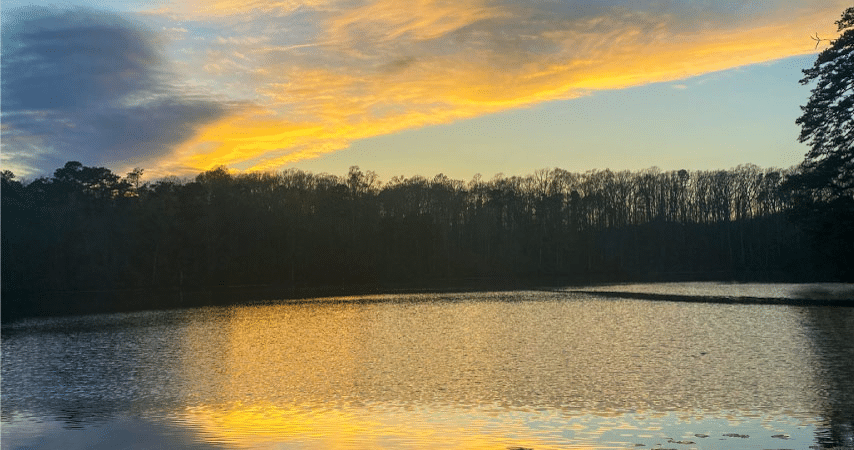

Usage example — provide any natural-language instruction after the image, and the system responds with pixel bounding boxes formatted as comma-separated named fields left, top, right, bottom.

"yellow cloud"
left=151, top=1, right=847, bottom=175
left=327, top=0, right=510, bottom=43
left=157, top=0, right=342, bottom=18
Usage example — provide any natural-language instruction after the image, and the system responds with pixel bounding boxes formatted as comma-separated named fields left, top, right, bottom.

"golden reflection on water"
left=177, top=402, right=606, bottom=450
left=172, top=292, right=826, bottom=449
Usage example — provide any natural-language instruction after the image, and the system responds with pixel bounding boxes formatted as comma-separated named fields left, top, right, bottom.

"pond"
left=3, top=285, right=854, bottom=449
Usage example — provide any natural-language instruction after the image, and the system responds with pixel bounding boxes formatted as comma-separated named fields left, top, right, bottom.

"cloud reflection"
left=167, top=294, right=832, bottom=449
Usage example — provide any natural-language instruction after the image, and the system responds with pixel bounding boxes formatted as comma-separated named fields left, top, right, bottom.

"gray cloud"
left=1, top=7, right=231, bottom=176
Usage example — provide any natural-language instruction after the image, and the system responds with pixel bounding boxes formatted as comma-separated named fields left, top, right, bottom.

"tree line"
left=2, top=160, right=848, bottom=317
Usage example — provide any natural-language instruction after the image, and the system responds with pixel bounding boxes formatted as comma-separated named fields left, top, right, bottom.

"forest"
left=2, top=160, right=850, bottom=318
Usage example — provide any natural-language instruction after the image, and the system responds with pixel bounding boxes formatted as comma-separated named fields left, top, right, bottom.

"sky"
left=1, top=0, right=850, bottom=181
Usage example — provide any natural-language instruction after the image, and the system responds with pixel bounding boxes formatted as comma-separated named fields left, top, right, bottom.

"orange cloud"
left=327, top=0, right=511, bottom=43
left=157, top=0, right=342, bottom=18
left=147, top=0, right=847, bottom=175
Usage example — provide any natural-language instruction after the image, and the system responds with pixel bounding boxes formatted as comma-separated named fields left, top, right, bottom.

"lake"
left=3, top=284, right=854, bottom=449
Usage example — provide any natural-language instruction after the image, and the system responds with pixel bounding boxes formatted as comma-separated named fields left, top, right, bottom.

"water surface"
left=3, top=288, right=853, bottom=449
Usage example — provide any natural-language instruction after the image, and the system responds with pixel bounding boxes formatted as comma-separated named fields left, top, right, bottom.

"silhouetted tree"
left=0, top=160, right=834, bottom=320
left=792, top=7, right=854, bottom=200
left=787, top=7, right=854, bottom=280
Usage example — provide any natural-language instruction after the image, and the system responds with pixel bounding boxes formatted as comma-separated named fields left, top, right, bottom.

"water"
left=3, top=286, right=854, bottom=449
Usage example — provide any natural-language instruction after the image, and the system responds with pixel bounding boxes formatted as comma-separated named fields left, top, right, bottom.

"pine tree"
left=793, top=7, right=854, bottom=200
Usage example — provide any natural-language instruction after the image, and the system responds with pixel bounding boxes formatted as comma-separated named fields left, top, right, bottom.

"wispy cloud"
left=3, top=1, right=848, bottom=176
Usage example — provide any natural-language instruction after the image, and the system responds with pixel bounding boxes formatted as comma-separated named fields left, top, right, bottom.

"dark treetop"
left=2, top=161, right=848, bottom=320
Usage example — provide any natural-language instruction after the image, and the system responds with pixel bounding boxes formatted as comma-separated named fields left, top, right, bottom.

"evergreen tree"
left=793, top=7, right=854, bottom=199
left=788, top=7, right=854, bottom=280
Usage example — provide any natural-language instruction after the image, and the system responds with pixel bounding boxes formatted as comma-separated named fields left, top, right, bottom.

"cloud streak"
left=3, top=1, right=849, bottom=176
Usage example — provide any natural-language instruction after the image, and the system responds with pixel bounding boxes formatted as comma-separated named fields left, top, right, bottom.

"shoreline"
left=4, top=279, right=854, bottom=323
left=566, top=289, right=854, bottom=307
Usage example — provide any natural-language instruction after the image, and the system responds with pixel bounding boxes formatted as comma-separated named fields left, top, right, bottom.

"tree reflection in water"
left=3, top=291, right=854, bottom=449
left=802, top=306, right=854, bottom=449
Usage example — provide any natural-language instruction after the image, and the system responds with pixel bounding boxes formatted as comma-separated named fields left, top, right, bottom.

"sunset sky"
left=2, top=1, right=849, bottom=181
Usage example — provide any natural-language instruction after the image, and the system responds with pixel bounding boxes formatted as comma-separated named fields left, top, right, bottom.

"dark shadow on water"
left=1, top=277, right=572, bottom=324
left=791, top=285, right=854, bottom=301
left=568, top=290, right=854, bottom=306
left=0, top=414, right=230, bottom=450
left=802, top=307, right=854, bottom=449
